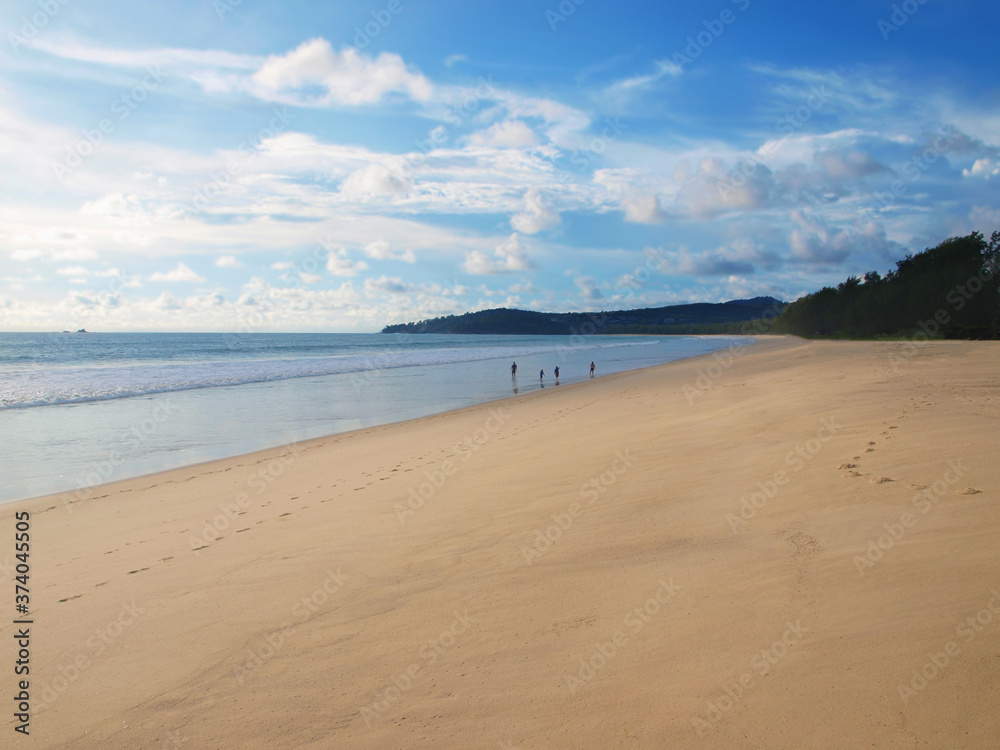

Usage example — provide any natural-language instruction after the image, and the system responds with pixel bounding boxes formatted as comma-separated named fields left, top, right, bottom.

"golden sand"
left=5, top=336, right=999, bottom=748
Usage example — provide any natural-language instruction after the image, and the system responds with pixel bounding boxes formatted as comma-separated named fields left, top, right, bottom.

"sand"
left=3, top=336, right=999, bottom=749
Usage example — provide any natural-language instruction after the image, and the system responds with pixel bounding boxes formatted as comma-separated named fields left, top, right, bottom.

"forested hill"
left=380, top=297, right=786, bottom=335
left=771, top=231, right=999, bottom=339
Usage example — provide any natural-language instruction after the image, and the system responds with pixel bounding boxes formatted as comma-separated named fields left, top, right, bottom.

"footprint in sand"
left=958, top=487, right=982, bottom=495
left=58, top=595, right=83, bottom=602
left=127, top=567, right=150, bottom=574
left=788, top=532, right=820, bottom=559
left=909, top=484, right=928, bottom=490
left=870, top=476, right=894, bottom=484
left=839, top=463, right=857, bottom=469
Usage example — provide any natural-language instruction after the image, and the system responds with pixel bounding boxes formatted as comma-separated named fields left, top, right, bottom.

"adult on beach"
left=511, top=361, right=517, bottom=378
left=590, top=361, right=595, bottom=378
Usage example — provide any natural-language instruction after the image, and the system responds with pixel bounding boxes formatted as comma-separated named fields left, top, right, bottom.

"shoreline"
left=6, top=335, right=998, bottom=748
left=3, top=334, right=756, bottom=508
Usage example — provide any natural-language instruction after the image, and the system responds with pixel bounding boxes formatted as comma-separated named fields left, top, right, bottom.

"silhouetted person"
left=590, top=361, right=595, bottom=378
left=511, top=361, right=517, bottom=378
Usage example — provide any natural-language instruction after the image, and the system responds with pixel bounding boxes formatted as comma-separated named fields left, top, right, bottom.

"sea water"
left=0, top=332, right=750, bottom=503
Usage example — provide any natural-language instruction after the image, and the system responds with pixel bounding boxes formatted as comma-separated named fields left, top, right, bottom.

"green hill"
left=380, top=298, right=786, bottom=335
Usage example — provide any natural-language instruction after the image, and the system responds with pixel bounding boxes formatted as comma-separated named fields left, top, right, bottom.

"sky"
left=0, top=0, right=998, bottom=332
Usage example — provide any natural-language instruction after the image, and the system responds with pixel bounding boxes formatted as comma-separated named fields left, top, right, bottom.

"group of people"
left=510, top=361, right=595, bottom=381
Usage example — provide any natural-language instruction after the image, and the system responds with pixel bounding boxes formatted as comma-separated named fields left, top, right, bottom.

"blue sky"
left=1, top=0, right=997, bottom=331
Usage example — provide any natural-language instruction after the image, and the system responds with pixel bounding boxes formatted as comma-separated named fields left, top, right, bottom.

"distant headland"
left=380, top=297, right=785, bottom=335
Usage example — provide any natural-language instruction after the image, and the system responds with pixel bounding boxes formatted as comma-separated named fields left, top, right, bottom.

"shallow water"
left=0, top=332, right=750, bottom=502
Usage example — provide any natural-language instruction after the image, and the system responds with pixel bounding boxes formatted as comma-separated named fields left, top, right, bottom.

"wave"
left=0, top=340, right=665, bottom=410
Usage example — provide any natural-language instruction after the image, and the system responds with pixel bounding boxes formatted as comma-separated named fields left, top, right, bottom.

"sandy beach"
left=4, top=335, right=999, bottom=749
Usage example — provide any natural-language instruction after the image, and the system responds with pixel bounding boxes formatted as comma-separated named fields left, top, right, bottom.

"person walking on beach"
left=590, top=361, right=595, bottom=378
left=539, top=369, right=544, bottom=381
left=554, top=365, right=560, bottom=381
left=511, top=361, right=517, bottom=378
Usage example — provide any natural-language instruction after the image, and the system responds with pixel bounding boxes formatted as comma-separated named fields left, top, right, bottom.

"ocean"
left=0, top=332, right=750, bottom=503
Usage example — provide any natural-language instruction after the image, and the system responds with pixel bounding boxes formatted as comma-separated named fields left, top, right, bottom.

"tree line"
left=771, top=231, right=999, bottom=339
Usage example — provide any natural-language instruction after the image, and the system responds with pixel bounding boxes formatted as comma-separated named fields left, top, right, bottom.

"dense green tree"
left=772, top=231, right=999, bottom=339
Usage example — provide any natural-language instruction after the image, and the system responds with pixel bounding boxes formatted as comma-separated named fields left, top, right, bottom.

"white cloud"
left=340, top=163, right=413, bottom=195
left=813, top=149, right=888, bottom=180
left=444, top=54, right=468, bottom=68
left=963, top=157, right=999, bottom=179
left=326, top=247, right=369, bottom=277
left=467, top=120, right=540, bottom=148
left=365, top=275, right=414, bottom=294
left=574, top=276, right=604, bottom=302
left=510, top=188, right=561, bottom=234
left=149, top=263, right=205, bottom=283
left=788, top=210, right=853, bottom=265
left=603, top=59, right=683, bottom=105
left=463, top=233, right=536, bottom=274
left=363, top=240, right=416, bottom=263
left=299, top=273, right=324, bottom=284
left=154, top=291, right=183, bottom=310
left=55, top=266, right=91, bottom=276
left=623, top=193, right=664, bottom=224
left=215, top=255, right=243, bottom=268
left=252, top=38, right=433, bottom=106
left=271, top=261, right=294, bottom=270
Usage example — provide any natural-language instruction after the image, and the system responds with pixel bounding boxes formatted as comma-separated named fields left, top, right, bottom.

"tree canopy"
left=772, top=231, right=1000, bottom=339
